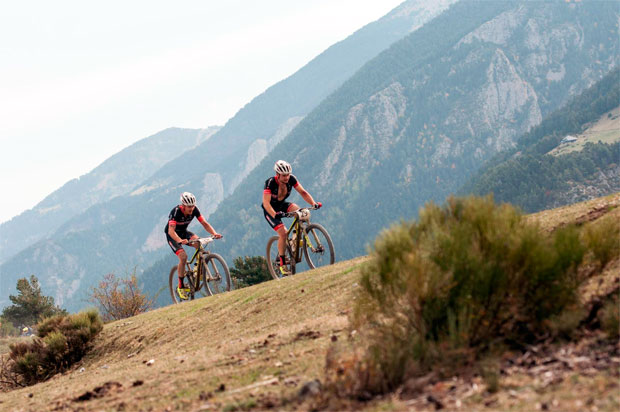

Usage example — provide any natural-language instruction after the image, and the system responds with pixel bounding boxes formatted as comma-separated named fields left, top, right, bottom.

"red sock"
left=178, top=277, right=185, bottom=288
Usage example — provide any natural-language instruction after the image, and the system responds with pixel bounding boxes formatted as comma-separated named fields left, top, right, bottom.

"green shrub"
left=581, top=212, right=620, bottom=268
left=8, top=309, right=103, bottom=385
left=349, top=196, right=585, bottom=393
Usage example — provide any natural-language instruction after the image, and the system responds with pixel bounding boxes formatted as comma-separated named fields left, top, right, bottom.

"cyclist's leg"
left=176, top=250, right=188, bottom=287
left=167, top=232, right=191, bottom=287
left=263, top=205, right=288, bottom=266
left=276, top=203, right=297, bottom=261
left=187, top=231, right=199, bottom=251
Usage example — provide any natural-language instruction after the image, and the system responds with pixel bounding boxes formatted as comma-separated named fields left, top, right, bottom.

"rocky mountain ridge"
left=203, top=0, right=619, bottom=264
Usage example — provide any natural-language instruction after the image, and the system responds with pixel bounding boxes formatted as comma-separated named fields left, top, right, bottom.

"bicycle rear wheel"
left=303, top=223, right=335, bottom=269
left=202, top=253, right=232, bottom=295
left=266, top=236, right=295, bottom=279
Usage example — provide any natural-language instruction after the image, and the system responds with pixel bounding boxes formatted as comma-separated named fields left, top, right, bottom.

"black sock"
left=279, top=255, right=286, bottom=266
left=178, top=277, right=185, bottom=288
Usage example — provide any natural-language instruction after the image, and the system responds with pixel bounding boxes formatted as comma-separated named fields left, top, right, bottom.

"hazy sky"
left=0, top=0, right=403, bottom=224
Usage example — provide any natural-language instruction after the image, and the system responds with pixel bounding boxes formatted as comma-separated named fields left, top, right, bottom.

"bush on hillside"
left=7, top=309, right=103, bottom=385
left=332, top=196, right=586, bottom=395
left=89, top=272, right=153, bottom=322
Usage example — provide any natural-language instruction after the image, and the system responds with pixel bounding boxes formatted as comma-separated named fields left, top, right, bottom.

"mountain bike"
left=168, top=236, right=232, bottom=304
left=265, top=205, right=335, bottom=279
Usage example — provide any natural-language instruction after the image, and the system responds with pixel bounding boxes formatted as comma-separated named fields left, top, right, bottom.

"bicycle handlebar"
left=186, top=236, right=221, bottom=247
left=282, top=205, right=321, bottom=218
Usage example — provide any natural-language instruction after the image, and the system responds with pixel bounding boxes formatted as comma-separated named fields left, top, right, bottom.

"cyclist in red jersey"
left=165, top=192, right=221, bottom=299
left=262, top=160, right=321, bottom=275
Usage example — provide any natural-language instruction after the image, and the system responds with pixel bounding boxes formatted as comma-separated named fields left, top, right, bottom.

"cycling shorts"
left=262, top=202, right=293, bottom=231
left=166, top=231, right=195, bottom=255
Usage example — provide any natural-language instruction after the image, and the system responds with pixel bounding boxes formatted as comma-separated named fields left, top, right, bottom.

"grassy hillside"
left=0, top=194, right=618, bottom=412
left=548, top=106, right=620, bottom=156
left=463, top=67, right=620, bottom=213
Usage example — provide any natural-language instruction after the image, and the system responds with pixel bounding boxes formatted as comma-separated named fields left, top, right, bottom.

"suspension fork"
left=302, top=223, right=321, bottom=251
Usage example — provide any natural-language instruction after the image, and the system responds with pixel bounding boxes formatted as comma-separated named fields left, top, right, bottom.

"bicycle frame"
left=170, top=236, right=230, bottom=303
left=186, top=239, right=222, bottom=284
left=284, top=209, right=321, bottom=263
left=284, top=216, right=302, bottom=263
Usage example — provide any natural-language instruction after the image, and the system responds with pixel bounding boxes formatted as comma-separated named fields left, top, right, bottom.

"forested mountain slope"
left=202, top=0, right=619, bottom=263
left=0, top=1, right=453, bottom=312
left=0, top=127, right=219, bottom=264
left=462, top=68, right=619, bottom=212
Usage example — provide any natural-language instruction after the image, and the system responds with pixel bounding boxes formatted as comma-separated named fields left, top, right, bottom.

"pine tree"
left=2, top=275, right=67, bottom=327
left=230, top=256, right=271, bottom=288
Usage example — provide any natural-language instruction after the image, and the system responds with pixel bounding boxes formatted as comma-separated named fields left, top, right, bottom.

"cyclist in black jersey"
left=262, top=160, right=321, bottom=275
left=165, top=191, right=221, bottom=299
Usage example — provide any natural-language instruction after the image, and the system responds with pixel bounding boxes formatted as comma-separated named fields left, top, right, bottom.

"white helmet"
left=180, top=192, right=196, bottom=206
left=274, top=160, right=292, bottom=175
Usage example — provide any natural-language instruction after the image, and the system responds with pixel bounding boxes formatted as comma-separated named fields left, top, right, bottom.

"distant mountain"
left=0, top=0, right=454, bottom=311
left=200, top=0, right=619, bottom=265
left=462, top=68, right=620, bottom=212
left=0, top=127, right=219, bottom=264
left=137, top=0, right=459, bottom=200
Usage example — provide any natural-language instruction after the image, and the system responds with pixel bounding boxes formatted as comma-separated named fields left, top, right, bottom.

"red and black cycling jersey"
left=262, top=174, right=299, bottom=210
left=164, top=205, right=205, bottom=234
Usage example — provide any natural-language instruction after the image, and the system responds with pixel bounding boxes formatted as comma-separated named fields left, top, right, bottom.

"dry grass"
left=0, top=257, right=368, bottom=411
left=0, top=194, right=618, bottom=412
left=526, top=192, right=620, bottom=232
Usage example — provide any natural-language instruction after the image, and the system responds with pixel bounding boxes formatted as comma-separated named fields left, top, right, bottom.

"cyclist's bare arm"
left=294, top=183, right=316, bottom=205
left=198, top=217, right=221, bottom=238
left=263, top=192, right=277, bottom=218
left=168, top=224, right=188, bottom=244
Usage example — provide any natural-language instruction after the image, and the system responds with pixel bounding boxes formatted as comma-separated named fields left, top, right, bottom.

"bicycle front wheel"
left=194, top=260, right=212, bottom=299
left=303, top=223, right=335, bottom=269
left=202, top=253, right=232, bottom=295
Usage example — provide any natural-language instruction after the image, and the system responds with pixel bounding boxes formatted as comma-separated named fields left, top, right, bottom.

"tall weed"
left=349, top=196, right=585, bottom=393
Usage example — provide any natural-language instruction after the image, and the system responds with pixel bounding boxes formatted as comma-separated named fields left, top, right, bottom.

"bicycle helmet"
left=180, top=192, right=196, bottom=206
left=274, top=160, right=292, bottom=175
